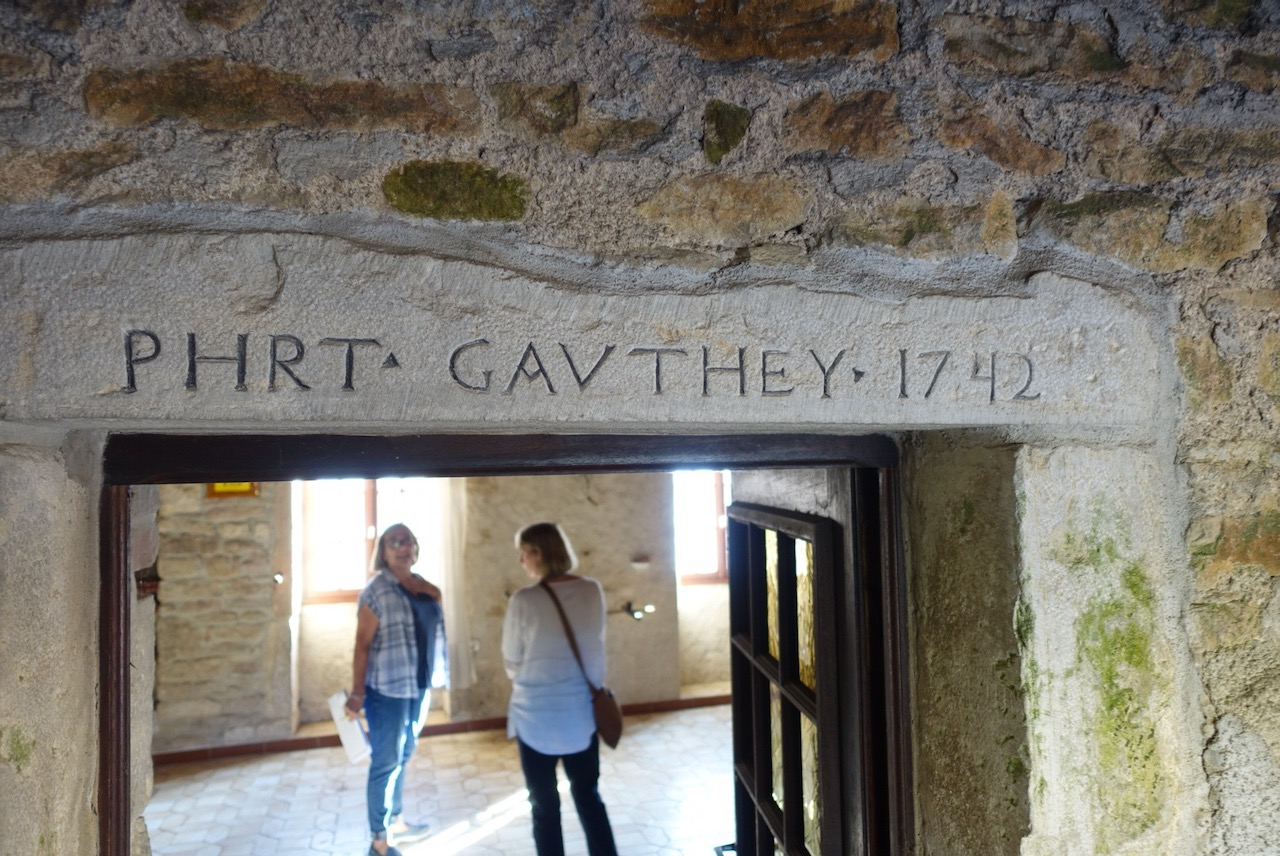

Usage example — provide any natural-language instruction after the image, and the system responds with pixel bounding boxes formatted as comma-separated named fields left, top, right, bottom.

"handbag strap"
left=539, top=580, right=601, bottom=693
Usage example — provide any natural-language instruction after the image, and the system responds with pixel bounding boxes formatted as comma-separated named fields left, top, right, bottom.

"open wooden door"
left=726, top=467, right=909, bottom=856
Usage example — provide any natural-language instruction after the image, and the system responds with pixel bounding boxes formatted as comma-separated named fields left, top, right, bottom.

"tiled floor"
left=145, top=704, right=734, bottom=856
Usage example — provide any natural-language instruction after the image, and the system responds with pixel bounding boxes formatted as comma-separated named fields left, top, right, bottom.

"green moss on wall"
left=1077, top=565, right=1163, bottom=851
left=703, top=100, right=751, bottom=165
left=1053, top=504, right=1166, bottom=853
left=1044, top=191, right=1164, bottom=223
left=382, top=160, right=527, bottom=221
left=4, top=727, right=35, bottom=775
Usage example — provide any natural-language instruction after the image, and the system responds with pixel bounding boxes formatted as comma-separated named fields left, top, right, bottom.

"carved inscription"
left=120, top=331, right=1045, bottom=403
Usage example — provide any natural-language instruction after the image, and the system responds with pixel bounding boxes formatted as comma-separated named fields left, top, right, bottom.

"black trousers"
left=518, top=735, right=619, bottom=856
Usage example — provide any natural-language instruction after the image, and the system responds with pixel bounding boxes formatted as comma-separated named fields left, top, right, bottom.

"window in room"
left=674, top=469, right=732, bottom=584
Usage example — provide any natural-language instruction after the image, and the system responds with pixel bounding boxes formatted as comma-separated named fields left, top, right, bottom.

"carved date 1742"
left=120, top=331, right=1043, bottom=403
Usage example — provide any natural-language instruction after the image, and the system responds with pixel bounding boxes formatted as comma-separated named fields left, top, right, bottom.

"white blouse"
left=502, top=576, right=608, bottom=755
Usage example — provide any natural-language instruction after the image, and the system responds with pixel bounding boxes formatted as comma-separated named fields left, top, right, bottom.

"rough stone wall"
left=1177, top=264, right=1280, bottom=848
left=0, top=0, right=1275, bottom=274
left=452, top=473, right=679, bottom=720
left=0, top=0, right=1278, bottom=853
left=297, top=601, right=358, bottom=725
left=153, top=482, right=294, bottom=752
left=904, top=436, right=1029, bottom=856
left=0, top=430, right=100, bottom=856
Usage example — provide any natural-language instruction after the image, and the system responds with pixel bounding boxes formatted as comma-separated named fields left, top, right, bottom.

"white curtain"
left=441, top=478, right=475, bottom=689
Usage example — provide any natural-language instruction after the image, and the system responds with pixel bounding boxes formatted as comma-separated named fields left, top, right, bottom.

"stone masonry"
left=1, top=1, right=1279, bottom=855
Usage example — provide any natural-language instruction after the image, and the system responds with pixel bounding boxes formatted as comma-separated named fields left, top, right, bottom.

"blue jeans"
left=364, top=686, right=427, bottom=840
left=518, top=736, right=618, bottom=856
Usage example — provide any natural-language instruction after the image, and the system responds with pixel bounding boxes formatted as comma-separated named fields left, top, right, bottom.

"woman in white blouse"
left=502, top=522, right=619, bottom=856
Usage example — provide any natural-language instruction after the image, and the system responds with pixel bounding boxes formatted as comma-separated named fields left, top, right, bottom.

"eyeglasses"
left=386, top=536, right=415, bottom=548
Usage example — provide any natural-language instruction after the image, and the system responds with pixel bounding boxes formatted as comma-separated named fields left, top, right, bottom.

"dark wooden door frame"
left=98, top=432, right=908, bottom=856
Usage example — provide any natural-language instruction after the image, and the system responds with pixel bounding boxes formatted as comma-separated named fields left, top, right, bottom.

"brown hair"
left=515, top=521, right=578, bottom=577
left=371, top=524, right=418, bottom=572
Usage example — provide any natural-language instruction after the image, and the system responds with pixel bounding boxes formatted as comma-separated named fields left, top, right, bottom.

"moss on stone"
left=1076, top=564, right=1163, bottom=849
left=1235, top=50, right=1280, bottom=72
left=1176, top=336, right=1234, bottom=408
left=897, top=205, right=947, bottom=246
left=954, top=495, right=976, bottom=535
left=84, top=58, right=478, bottom=133
left=382, top=160, right=527, bottom=221
left=182, top=0, right=267, bottom=29
left=703, top=100, right=751, bottom=165
left=1165, top=0, right=1253, bottom=28
left=1086, top=48, right=1128, bottom=72
left=642, top=0, right=899, bottom=62
left=492, top=82, right=580, bottom=136
left=566, top=117, right=666, bottom=156
left=1044, top=191, right=1163, bottom=222
left=5, top=727, right=35, bottom=775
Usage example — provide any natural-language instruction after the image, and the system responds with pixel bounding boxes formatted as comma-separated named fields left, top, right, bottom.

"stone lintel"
left=1, top=234, right=1165, bottom=436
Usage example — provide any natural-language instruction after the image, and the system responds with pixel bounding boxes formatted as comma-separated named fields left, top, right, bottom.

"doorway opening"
left=101, top=433, right=908, bottom=856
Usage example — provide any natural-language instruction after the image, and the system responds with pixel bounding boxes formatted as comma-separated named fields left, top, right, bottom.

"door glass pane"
left=770, top=683, right=784, bottom=808
left=796, top=537, right=816, bottom=689
left=801, top=713, right=821, bottom=855
left=765, top=529, right=780, bottom=660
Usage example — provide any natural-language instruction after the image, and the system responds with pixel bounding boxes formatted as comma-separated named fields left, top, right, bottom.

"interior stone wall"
left=297, top=601, right=358, bottom=725
left=152, top=482, right=294, bottom=752
left=677, top=583, right=731, bottom=687
left=904, top=435, right=1028, bottom=856
left=451, top=472, right=679, bottom=721
left=1, top=1, right=1278, bottom=854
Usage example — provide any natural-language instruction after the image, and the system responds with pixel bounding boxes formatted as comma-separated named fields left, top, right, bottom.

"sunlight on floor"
left=146, top=705, right=733, bottom=856
left=399, top=788, right=531, bottom=856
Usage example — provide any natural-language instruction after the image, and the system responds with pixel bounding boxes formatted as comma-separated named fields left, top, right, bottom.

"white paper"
left=328, top=691, right=371, bottom=764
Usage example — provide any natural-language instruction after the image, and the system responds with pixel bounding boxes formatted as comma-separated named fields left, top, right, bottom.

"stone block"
left=1157, top=127, right=1280, bottom=178
left=1205, top=511, right=1280, bottom=576
left=1260, top=333, right=1280, bottom=402
left=1121, top=41, right=1217, bottom=101
left=1081, top=121, right=1181, bottom=184
left=0, top=50, right=51, bottom=81
left=837, top=200, right=987, bottom=258
left=1228, top=51, right=1280, bottom=92
left=1036, top=192, right=1269, bottom=273
left=940, top=113, right=1064, bottom=176
left=1161, top=0, right=1253, bottom=29
left=641, top=0, right=898, bottom=62
left=939, top=14, right=1125, bottom=80
left=703, top=100, right=751, bottom=165
left=0, top=141, right=139, bottom=204
left=1177, top=334, right=1236, bottom=410
left=84, top=58, right=480, bottom=133
left=492, top=81, right=580, bottom=138
left=182, top=0, right=268, bottom=30
left=637, top=174, right=808, bottom=247
left=382, top=160, right=527, bottom=221
left=564, top=115, right=667, bottom=156
left=785, top=90, right=910, bottom=158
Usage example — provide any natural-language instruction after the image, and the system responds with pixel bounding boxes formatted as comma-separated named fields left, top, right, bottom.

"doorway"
left=100, top=433, right=907, bottom=856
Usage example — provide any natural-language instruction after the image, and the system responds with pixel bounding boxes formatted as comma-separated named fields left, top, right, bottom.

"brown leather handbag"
left=540, top=581, right=624, bottom=748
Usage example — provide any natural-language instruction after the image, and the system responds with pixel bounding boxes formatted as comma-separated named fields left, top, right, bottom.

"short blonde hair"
left=515, top=522, right=578, bottom=577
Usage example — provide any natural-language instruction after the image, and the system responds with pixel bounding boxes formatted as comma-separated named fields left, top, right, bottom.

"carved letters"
left=121, top=331, right=1044, bottom=403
